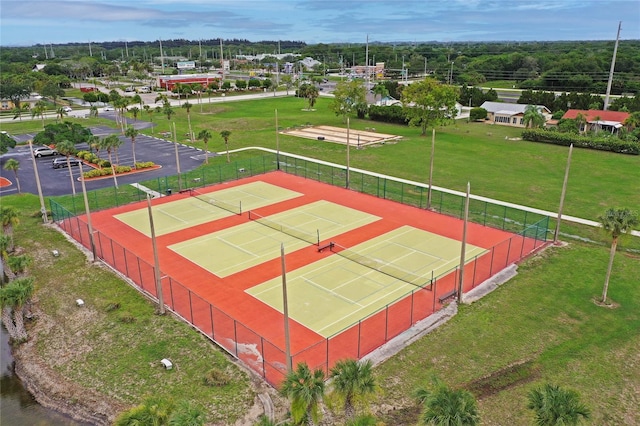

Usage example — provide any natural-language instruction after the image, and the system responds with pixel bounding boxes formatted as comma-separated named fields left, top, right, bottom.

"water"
left=0, top=325, right=85, bottom=425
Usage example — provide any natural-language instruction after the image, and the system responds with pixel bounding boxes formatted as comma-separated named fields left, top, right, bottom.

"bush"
left=522, top=129, right=640, bottom=155
left=368, top=105, right=408, bottom=124
left=97, top=159, right=111, bottom=168
left=135, top=161, right=155, bottom=169
left=470, top=107, right=488, bottom=121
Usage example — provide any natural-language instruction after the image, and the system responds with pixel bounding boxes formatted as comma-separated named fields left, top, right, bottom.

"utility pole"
left=159, top=39, right=165, bottom=74
left=365, top=34, right=369, bottom=89
left=604, top=21, right=622, bottom=111
left=220, top=38, right=225, bottom=83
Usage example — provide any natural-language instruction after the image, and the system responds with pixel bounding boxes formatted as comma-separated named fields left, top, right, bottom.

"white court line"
left=156, top=208, right=188, bottom=223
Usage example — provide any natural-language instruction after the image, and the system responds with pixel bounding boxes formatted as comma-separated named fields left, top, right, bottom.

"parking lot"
left=0, top=129, right=212, bottom=197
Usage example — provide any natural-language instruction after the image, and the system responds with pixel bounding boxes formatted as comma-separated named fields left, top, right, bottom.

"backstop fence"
left=49, top=152, right=549, bottom=387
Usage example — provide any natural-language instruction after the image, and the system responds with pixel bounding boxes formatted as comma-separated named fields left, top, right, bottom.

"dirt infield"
left=282, top=125, right=402, bottom=147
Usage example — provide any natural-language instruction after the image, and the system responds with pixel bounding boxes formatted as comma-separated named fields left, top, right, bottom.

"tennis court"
left=247, top=226, right=485, bottom=337
left=169, top=200, right=380, bottom=277
left=114, top=181, right=302, bottom=237
left=57, top=171, right=547, bottom=386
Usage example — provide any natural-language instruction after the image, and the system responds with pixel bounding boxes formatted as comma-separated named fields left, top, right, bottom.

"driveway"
left=0, top=133, right=211, bottom=197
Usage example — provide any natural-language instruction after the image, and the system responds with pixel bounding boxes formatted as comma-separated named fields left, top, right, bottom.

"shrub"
left=97, top=159, right=111, bottom=168
left=522, top=129, right=639, bottom=155
left=368, top=105, right=408, bottom=124
left=470, top=107, right=488, bottom=121
left=135, top=161, right=155, bottom=169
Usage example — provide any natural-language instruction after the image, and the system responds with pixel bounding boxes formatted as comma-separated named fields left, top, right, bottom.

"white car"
left=103, top=106, right=115, bottom=111
left=63, top=106, right=73, bottom=112
left=32, top=146, right=59, bottom=157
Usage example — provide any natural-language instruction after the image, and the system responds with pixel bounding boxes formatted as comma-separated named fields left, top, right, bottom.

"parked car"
left=52, top=157, right=82, bottom=169
left=103, top=106, right=115, bottom=111
left=62, top=106, right=73, bottom=112
left=32, top=146, right=59, bottom=157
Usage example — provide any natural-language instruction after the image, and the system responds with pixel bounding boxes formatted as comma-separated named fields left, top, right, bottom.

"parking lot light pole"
left=28, top=139, right=48, bottom=223
left=79, top=162, right=97, bottom=262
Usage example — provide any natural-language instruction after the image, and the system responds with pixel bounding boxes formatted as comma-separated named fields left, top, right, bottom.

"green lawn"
left=374, top=242, right=640, bottom=425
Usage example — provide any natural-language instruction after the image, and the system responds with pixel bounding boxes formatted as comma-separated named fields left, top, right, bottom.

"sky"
left=1, top=0, right=639, bottom=47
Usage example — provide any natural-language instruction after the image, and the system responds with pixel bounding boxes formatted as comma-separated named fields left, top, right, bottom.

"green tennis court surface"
left=168, top=200, right=380, bottom=277
left=247, top=226, right=487, bottom=337
left=114, top=181, right=302, bottom=237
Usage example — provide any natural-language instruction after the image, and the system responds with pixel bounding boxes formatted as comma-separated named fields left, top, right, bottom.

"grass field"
left=3, top=93, right=639, bottom=424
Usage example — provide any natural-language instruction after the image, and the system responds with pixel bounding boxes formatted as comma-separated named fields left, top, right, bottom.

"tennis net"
left=191, top=189, right=242, bottom=215
left=330, top=242, right=432, bottom=288
left=249, top=211, right=319, bottom=245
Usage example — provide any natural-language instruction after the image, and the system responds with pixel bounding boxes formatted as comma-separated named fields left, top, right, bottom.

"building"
left=480, top=102, right=552, bottom=128
left=562, top=109, right=630, bottom=134
left=157, top=74, right=222, bottom=91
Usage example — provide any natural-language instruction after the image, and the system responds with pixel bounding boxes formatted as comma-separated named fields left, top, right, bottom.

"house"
left=562, top=109, right=630, bottom=134
left=32, top=64, right=46, bottom=72
left=480, top=101, right=552, bottom=128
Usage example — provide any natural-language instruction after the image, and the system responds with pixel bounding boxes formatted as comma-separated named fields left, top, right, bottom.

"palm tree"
left=55, top=139, right=78, bottom=195
left=88, top=135, right=101, bottom=155
left=280, top=362, right=326, bottom=425
left=7, top=254, right=31, bottom=277
left=527, top=383, right=590, bottom=425
left=155, top=93, right=168, bottom=105
left=56, top=106, right=68, bottom=123
left=220, top=130, right=231, bottom=163
left=598, top=208, right=639, bottom=303
left=197, top=129, right=212, bottom=164
left=346, top=414, right=378, bottom=426
left=89, top=105, right=98, bottom=118
left=0, top=206, right=20, bottom=252
left=125, top=126, right=140, bottom=168
left=574, top=112, right=587, bottom=134
left=415, top=380, right=479, bottom=426
left=623, top=111, right=640, bottom=132
left=329, top=359, right=377, bottom=420
left=372, top=83, right=389, bottom=103
left=164, top=103, right=175, bottom=125
left=12, top=104, right=29, bottom=121
left=114, top=396, right=174, bottom=426
left=3, top=158, right=22, bottom=194
left=100, top=134, right=122, bottom=189
left=0, top=234, right=13, bottom=283
left=523, top=105, right=545, bottom=128
left=129, top=106, right=140, bottom=122
left=0, top=277, right=35, bottom=342
left=182, top=101, right=194, bottom=141
left=31, top=100, right=47, bottom=129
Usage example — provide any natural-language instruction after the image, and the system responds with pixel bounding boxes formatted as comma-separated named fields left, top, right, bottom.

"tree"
left=164, top=103, right=175, bottom=123
left=89, top=105, right=98, bottom=118
left=0, top=132, right=17, bottom=155
left=469, top=107, right=488, bottom=121
left=527, top=384, right=590, bottom=426
left=7, top=255, right=31, bottom=278
left=0, top=277, right=35, bottom=342
left=129, top=106, right=140, bottom=122
left=2, top=159, right=21, bottom=194
left=298, top=83, right=319, bottom=110
left=31, top=100, right=47, bottom=129
left=281, top=74, right=293, bottom=95
left=197, top=129, right=212, bottom=164
left=125, top=126, right=140, bottom=168
left=114, top=396, right=173, bottom=426
left=414, top=380, right=479, bottom=426
left=523, top=105, right=546, bottom=128
left=41, top=81, right=65, bottom=106
left=329, top=359, right=377, bottom=421
left=0, top=206, right=20, bottom=252
left=55, top=139, right=78, bottom=195
left=220, top=130, right=231, bottom=163
left=155, top=93, right=168, bottom=105
left=0, top=234, right=13, bottom=284
left=598, top=208, right=639, bottom=303
left=330, top=80, right=367, bottom=122
left=132, top=93, right=143, bottom=109
left=372, top=83, right=389, bottom=103
left=401, top=77, right=459, bottom=136
left=280, top=362, right=325, bottom=425
left=100, top=134, right=122, bottom=188
left=33, top=122, right=93, bottom=147
left=182, top=101, right=194, bottom=141
left=12, top=104, right=30, bottom=121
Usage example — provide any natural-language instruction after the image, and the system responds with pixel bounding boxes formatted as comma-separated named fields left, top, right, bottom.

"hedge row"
left=521, top=130, right=639, bottom=155
left=368, top=105, right=408, bottom=124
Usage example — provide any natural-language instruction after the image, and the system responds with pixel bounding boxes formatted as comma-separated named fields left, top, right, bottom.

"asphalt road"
left=0, top=125, right=211, bottom=197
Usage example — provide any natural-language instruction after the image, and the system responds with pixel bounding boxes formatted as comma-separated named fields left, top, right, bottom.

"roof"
left=562, top=109, right=630, bottom=123
left=480, top=101, right=551, bottom=114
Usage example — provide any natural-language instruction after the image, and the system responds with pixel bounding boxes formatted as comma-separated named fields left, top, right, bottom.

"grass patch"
left=374, top=242, right=640, bottom=425
left=9, top=194, right=255, bottom=423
